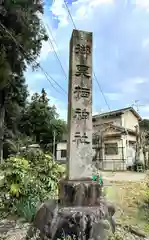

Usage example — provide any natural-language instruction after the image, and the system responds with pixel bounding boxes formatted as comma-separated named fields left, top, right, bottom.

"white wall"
left=56, top=142, right=67, bottom=161
left=127, top=134, right=137, bottom=142
left=102, top=139, right=126, bottom=171
left=56, top=133, right=137, bottom=170
left=121, top=110, right=139, bottom=130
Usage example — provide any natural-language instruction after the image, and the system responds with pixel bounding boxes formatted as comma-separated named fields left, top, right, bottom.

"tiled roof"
left=92, top=107, right=142, bottom=121
left=93, top=123, right=137, bottom=137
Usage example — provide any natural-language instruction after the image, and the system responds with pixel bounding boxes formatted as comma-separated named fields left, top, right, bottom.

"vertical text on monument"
left=67, top=29, right=93, bottom=180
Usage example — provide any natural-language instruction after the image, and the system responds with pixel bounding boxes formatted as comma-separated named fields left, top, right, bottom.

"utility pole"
left=53, top=130, right=56, bottom=161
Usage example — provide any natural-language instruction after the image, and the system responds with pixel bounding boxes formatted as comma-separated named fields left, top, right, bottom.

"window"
left=61, top=149, right=67, bottom=158
left=105, top=143, right=118, bottom=155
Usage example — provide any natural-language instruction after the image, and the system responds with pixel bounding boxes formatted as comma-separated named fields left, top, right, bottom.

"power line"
left=9, top=8, right=68, bottom=88
left=0, top=21, right=67, bottom=96
left=63, top=1, right=77, bottom=29
left=43, top=21, right=68, bottom=80
left=63, top=0, right=111, bottom=111
left=93, top=73, right=111, bottom=111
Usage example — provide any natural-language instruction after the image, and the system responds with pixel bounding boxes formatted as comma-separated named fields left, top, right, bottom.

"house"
left=56, top=107, right=142, bottom=171
left=92, top=107, right=142, bottom=170
left=56, top=134, right=67, bottom=163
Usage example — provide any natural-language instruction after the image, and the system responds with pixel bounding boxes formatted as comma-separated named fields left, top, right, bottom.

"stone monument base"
left=59, top=179, right=102, bottom=206
left=26, top=201, right=115, bottom=240
left=26, top=180, right=116, bottom=240
left=53, top=206, right=113, bottom=240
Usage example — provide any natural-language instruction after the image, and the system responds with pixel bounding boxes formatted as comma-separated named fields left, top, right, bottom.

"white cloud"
left=93, top=111, right=99, bottom=115
left=120, top=77, right=147, bottom=94
left=24, top=0, right=149, bottom=121
left=73, top=0, right=114, bottom=7
left=50, top=0, right=69, bottom=27
left=105, top=92, right=122, bottom=100
left=73, top=0, right=114, bottom=21
left=74, top=5, right=87, bottom=20
left=35, top=0, right=116, bottom=64
left=135, top=0, right=149, bottom=10
left=32, top=73, right=45, bottom=80
left=46, top=94, right=67, bottom=120
left=49, top=0, right=115, bottom=27
left=140, top=105, right=149, bottom=112
left=91, top=109, right=106, bottom=116
left=36, top=39, right=53, bottom=62
left=36, top=11, right=59, bottom=61
left=143, top=116, right=149, bottom=119
left=89, top=0, right=114, bottom=7
left=103, top=77, right=147, bottom=107
left=125, top=77, right=146, bottom=85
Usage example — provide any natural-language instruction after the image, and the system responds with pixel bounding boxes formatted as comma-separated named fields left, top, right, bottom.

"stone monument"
left=26, top=30, right=116, bottom=240
left=67, top=29, right=93, bottom=180
left=59, top=30, right=102, bottom=206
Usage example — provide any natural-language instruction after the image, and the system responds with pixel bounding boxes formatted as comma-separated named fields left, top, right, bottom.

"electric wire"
left=0, top=21, right=67, bottom=95
left=43, top=21, right=68, bottom=80
left=63, top=0, right=111, bottom=111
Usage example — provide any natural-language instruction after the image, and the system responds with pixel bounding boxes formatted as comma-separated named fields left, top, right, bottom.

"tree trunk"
left=135, top=127, right=140, bottom=165
left=143, top=150, right=147, bottom=169
left=0, top=89, right=5, bottom=164
left=0, top=106, right=5, bottom=163
left=135, top=142, right=139, bottom=164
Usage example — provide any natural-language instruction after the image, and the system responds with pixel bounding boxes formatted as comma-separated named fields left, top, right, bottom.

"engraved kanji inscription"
left=73, top=108, right=89, bottom=120
left=73, top=132, right=90, bottom=146
left=75, top=44, right=91, bottom=55
left=75, top=65, right=90, bottom=78
left=74, top=85, right=90, bottom=99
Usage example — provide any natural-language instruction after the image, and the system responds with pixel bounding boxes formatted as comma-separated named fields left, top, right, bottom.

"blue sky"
left=25, top=0, right=149, bottom=120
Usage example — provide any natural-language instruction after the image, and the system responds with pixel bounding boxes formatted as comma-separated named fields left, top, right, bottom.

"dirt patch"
left=0, top=218, right=30, bottom=240
left=101, top=171, right=146, bottom=182
left=104, top=181, right=148, bottom=232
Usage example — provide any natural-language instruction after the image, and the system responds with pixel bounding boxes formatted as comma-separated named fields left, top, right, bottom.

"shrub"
left=22, top=147, right=45, bottom=165
left=0, top=150, right=65, bottom=221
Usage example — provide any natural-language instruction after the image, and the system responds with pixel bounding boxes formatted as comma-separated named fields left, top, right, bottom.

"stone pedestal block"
left=26, top=200, right=115, bottom=240
left=59, top=179, right=102, bottom=206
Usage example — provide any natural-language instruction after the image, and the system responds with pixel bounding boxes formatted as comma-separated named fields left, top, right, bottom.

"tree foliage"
left=0, top=0, right=67, bottom=223
left=0, top=0, right=48, bottom=79
left=0, top=0, right=67, bottom=159
left=139, top=119, right=149, bottom=130
left=138, top=119, right=149, bottom=169
left=0, top=150, right=65, bottom=221
left=19, top=89, right=67, bottom=148
left=0, top=0, right=48, bottom=161
left=139, top=119, right=149, bottom=147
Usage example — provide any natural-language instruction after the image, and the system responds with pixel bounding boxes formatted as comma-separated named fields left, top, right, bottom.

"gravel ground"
left=0, top=218, right=149, bottom=240
left=0, top=218, right=30, bottom=240
left=101, top=171, right=145, bottom=182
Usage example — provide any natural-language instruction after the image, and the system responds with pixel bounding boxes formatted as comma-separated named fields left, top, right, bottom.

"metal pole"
left=53, top=130, right=56, bottom=161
